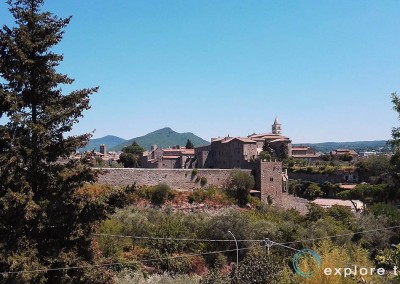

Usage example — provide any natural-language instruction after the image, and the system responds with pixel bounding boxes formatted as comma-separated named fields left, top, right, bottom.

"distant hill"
left=82, top=135, right=127, bottom=151
left=294, top=140, right=391, bottom=153
left=110, top=127, right=210, bottom=151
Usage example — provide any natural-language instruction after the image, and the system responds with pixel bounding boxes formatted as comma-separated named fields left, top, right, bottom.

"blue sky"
left=1, top=1, right=399, bottom=143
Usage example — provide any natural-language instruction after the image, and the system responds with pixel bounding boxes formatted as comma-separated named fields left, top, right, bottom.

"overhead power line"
left=92, top=233, right=263, bottom=242
left=2, top=224, right=399, bottom=276
left=0, top=245, right=261, bottom=276
left=279, top=225, right=400, bottom=246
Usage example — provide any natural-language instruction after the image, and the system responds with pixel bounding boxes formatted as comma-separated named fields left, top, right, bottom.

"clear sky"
left=1, top=1, right=400, bottom=143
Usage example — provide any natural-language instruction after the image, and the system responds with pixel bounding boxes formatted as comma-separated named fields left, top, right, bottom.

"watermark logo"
left=293, top=249, right=322, bottom=278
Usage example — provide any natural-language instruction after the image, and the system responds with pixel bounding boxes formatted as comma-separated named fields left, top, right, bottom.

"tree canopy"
left=186, top=139, right=194, bottom=149
left=119, top=141, right=145, bottom=168
left=0, top=1, right=124, bottom=282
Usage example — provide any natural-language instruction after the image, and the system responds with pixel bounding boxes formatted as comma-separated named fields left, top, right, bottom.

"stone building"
left=195, top=137, right=257, bottom=169
left=195, top=118, right=293, bottom=169
left=99, top=144, right=106, bottom=155
left=247, top=117, right=292, bottom=157
left=330, top=149, right=358, bottom=160
left=141, top=145, right=195, bottom=169
left=291, top=146, right=321, bottom=162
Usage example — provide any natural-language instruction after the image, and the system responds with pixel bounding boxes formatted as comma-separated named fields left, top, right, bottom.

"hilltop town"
left=1, top=1, right=399, bottom=283
left=73, top=118, right=392, bottom=216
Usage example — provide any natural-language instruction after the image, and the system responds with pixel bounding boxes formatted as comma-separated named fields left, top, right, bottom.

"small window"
left=270, top=177, right=274, bottom=182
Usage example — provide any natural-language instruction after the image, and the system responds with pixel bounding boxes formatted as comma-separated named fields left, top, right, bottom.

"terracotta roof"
left=339, top=184, right=357, bottom=190
left=334, top=149, right=358, bottom=155
left=163, top=148, right=195, bottom=155
left=162, top=155, right=180, bottom=159
left=269, top=138, right=289, bottom=143
left=230, top=137, right=256, bottom=144
left=211, top=137, right=225, bottom=142
left=212, top=137, right=256, bottom=144
left=291, top=154, right=321, bottom=158
left=248, top=133, right=279, bottom=138
left=249, top=134, right=290, bottom=140
left=292, top=147, right=310, bottom=151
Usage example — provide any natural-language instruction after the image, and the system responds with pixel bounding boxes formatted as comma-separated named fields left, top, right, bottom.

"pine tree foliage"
left=0, top=1, right=122, bottom=282
left=390, top=93, right=400, bottom=199
left=186, top=139, right=194, bottom=149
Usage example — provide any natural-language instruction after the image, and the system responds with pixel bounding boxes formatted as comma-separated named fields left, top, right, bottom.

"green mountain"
left=110, top=127, right=210, bottom=151
left=294, top=140, right=391, bottom=153
left=82, top=135, right=127, bottom=151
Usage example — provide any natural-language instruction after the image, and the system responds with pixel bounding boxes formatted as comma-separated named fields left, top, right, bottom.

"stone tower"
left=100, top=144, right=106, bottom=155
left=256, top=161, right=283, bottom=205
left=272, top=117, right=282, bottom=135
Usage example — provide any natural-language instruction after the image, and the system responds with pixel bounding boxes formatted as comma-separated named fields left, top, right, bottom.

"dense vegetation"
left=0, top=1, right=127, bottom=282
left=119, top=141, right=145, bottom=168
left=91, top=192, right=400, bottom=283
left=1, top=0, right=399, bottom=283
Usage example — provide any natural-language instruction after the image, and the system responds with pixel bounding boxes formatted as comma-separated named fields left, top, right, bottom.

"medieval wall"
left=95, top=165, right=311, bottom=214
left=95, top=168, right=251, bottom=191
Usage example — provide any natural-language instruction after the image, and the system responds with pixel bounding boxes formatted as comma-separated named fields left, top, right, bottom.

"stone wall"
left=95, top=168, right=251, bottom=191
left=95, top=165, right=311, bottom=215
left=281, top=194, right=309, bottom=215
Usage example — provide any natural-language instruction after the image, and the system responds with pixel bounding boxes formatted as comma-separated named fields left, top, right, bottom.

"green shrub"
left=151, top=184, right=175, bottom=206
left=191, top=168, right=198, bottom=178
left=232, top=249, right=282, bottom=284
left=248, top=195, right=262, bottom=207
left=195, top=176, right=201, bottom=183
left=165, top=255, right=192, bottom=274
left=201, top=269, right=230, bottom=284
left=187, top=187, right=235, bottom=205
left=200, top=177, right=207, bottom=186
left=226, top=170, right=255, bottom=206
left=188, top=190, right=206, bottom=204
left=115, top=270, right=201, bottom=284
left=96, top=219, right=132, bottom=258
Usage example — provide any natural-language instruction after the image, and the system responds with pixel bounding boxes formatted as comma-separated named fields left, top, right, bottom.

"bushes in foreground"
left=127, top=184, right=177, bottom=206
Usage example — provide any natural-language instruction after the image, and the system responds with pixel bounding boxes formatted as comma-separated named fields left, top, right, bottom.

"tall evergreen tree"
left=389, top=93, right=400, bottom=201
left=278, top=143, right=289, bottom=161
left=185, top=139, right=194, bottom=149
left=119, top=141, right=144, bottom=168
left=0, top=1, right=121, bottom=282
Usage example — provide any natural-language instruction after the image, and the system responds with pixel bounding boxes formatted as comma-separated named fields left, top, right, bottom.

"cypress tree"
left=185, top=139, right=194, bottom=149
left=0, top=1, right=120, bottom=282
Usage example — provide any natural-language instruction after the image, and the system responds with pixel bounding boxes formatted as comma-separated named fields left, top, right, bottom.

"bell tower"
left=272, top=117, right=282, bottom=135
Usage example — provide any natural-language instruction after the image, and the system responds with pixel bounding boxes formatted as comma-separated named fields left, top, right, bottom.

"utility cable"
left=0, top=244, right=263, bottom=276
left=92, top=233, right=263, bottom=242
left=279, top=225, right=400, bottom=246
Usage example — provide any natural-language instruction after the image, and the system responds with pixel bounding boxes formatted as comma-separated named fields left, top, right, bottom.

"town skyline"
left=88, top=124, right=391, bottom=145
left=1, top=1, right=398, bottom=143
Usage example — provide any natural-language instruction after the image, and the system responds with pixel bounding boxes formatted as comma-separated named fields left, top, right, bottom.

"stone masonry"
left=95, top=162, right=310, bottom=214
left=256, top=161, right=284, bottom=205
left=96, top=168, right=251, bottom=191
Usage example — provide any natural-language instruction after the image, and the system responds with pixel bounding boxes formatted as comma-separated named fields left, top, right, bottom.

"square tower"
left=256, top=161, right=283, bottom=205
